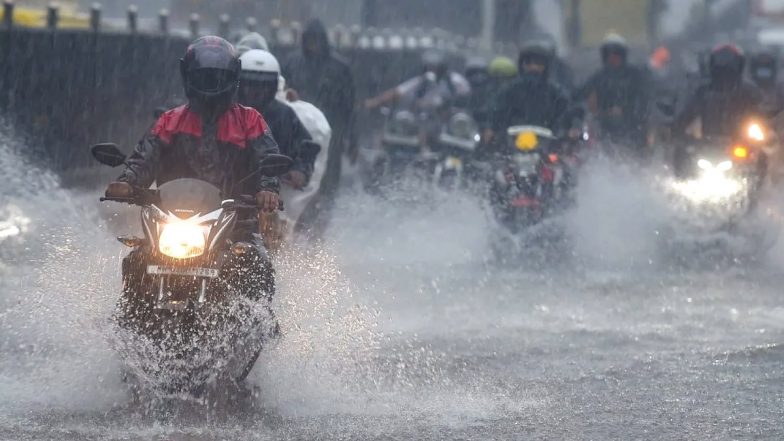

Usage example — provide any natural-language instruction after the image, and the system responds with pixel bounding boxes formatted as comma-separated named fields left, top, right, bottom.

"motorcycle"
left=489, top=125, right=571, bottom=234
left=363, top=108, right=438, bottom=192
left=663, top=120, right=779, bottom=256
left=432, top=111, right=481, bottom=189
left=92, top=143, right=292, bottom=396
left=365, top=107, right=480, bottom=192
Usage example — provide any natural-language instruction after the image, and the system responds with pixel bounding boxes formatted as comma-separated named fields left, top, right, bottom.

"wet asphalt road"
left=2, top=141, right=784, bottom=440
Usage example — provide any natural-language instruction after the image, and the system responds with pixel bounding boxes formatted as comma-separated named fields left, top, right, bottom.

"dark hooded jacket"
left=490, top=64, right=570, bottom=134
left=118, top=104, right=280, bottom=198
left=549, top=57, right=575, bottom=93
left=673, top=79, right=764, bottom=140
left=281, top=20, right=354, bottom=132
left=281, top=19, right=354, bottom=198
left=575, top=63, right=651, bottom=144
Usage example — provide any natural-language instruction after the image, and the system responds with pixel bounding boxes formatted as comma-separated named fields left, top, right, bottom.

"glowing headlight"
left=697, top=159, right=712, bottom=170
left=716, top=160, right=733, bottom=171
left=159, top=222, right=206, bottom=259
left=697, top=158, right=732, bottom=172
left=671, top=172, right=743, bottom=203
left=748, top=122, right=765, bottom=142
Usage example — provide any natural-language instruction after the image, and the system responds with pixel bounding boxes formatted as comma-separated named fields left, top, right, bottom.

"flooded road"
left=2, top=133, right=784, bottom=440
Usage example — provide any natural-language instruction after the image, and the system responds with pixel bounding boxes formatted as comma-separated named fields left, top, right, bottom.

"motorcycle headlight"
left=448, top=112, right=479, bottom=140
left=716, top=160, right=733, bottom=172
left=159, top=221, right=207, bottom=259
left=697, top=159, right=713, bottom=170
left=671, top=172, right=743, bottom=203
left=390, top=111, right=418, bottom=136
left=747, top=122, right=765, bottom=142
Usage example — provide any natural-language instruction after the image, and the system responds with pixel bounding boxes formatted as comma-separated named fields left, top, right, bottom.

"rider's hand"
left=282, top=170, right=307, bottom=189
left=255, top=191, right=279, bottom=213
left=105, top=181, right=133, bottom=198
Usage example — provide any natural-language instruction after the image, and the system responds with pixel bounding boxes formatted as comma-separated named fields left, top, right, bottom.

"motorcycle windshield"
left=156, top=179, right=222, bottom=218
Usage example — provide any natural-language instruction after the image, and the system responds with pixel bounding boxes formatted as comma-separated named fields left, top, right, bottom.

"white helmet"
left=240, top=49, right=281, bottom=78
left=236, top=32, right=269, bottom=54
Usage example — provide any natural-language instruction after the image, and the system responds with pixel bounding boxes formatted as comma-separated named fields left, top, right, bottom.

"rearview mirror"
left=91, top=143, right=127, bottom=167
left=259, top=154, right=293, bottom=177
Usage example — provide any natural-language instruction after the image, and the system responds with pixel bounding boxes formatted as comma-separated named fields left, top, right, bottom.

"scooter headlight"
left=158, top=221, right=207, bottom=259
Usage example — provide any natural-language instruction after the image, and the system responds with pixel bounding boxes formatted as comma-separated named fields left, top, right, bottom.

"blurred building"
left=167, top=0, right=535, bottom=43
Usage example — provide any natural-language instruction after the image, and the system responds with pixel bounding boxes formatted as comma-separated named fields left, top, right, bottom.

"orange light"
left=732, top=145, right=749, bottom=159
left=548, top=153, right=559, bottom=163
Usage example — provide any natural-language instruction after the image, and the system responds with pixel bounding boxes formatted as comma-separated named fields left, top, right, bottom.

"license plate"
left=445, top=156, right=463, bottom=169
left=147, top=265, right=219, bottom=278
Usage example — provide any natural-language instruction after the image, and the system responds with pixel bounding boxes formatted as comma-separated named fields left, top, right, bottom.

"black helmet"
left=600, top=33, right=628, bottom=64
left=180, top=36, right=241, bottom=114
left=750, top=49, right=778, bottom=85
left=464, top=56, right=489, bottom=88
left=518, top=40, right=555, bottom=73
left=709, top=43, right=745, bottom=84
left=421, top=49, right=449, bottom=77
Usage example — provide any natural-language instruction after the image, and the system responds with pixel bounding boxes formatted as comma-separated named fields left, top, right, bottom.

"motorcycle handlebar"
left=232, top=199, right=285, bottom=212
left=101, top=191, right=283, bottom=211
left=100, top=187, right=160, bottom=206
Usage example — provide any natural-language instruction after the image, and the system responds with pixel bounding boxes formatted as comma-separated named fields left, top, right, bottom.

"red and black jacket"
left=119, top=104, right=280, bottom=197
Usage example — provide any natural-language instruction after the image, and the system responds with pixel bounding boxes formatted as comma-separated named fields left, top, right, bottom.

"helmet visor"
left=239, top=79, right=278, bottom=107
left=188, top=68, right=236, bottom=95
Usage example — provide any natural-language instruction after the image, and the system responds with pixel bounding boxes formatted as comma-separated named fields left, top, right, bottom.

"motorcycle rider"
left=239, top=49, right=315, bottom=192
left=464, top=56, right=491, bottom=125
left=672, top=43, right=765, bottom=175
left=575, top=33, right=651, bottom=157
left=487, top=41, right=571, bottom=140
left=749, top=49, right=784, bottom=116
left=238, top=49, right=320, bottom=239
left=533, top=33, right=575, bottom=92
left=364, top=49, right=471, bottom=149
left=236, top=31, right=269, bottom=54
left=467, top=56, right=518, bottom=131
left=487, top=56, right=519, bottom=88
left=282, top=19, right=354, bottom=204
left=365, top=49, right=471, bottom=114
left=104, top=36, right=281, bottom=298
